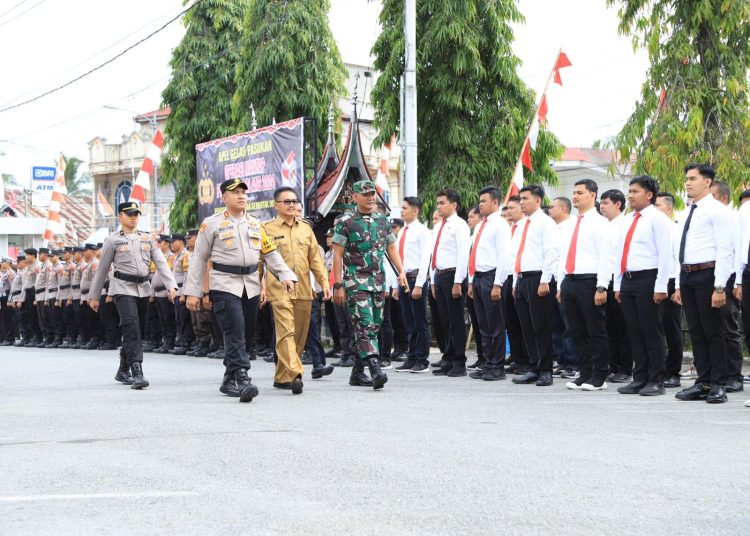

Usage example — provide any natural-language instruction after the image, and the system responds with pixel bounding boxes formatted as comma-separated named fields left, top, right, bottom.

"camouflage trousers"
left=346, top=289, right=384, bottom=360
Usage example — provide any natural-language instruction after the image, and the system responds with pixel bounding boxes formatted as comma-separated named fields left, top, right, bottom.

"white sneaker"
left=680, top=366, right=697, bottom=378
left=581, top=381, right=608, bottom=391
left=745, top=399, right=750, bottom=407
left=566, top=381, right=583, bottom=390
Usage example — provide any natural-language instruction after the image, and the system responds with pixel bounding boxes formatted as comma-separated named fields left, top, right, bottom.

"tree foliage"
left=62, top=156, right=92, bottom=196
left=371, top=0, right=563, bottom=216
left=608, top=0, right=750, bottom=205
left=160, top=0, right=249, bottom=231
left=232, top=0, right=347, bottom=151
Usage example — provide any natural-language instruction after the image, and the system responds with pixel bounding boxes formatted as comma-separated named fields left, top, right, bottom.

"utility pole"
left=403, top=0, right=418, bottom=197
left=151, top=110, right=159, bottom=231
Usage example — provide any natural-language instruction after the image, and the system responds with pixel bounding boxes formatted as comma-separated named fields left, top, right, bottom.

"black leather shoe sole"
left=291, top=378, right=303, bottom=395
left=706, top=395, right=727, bottom=404
left=239, top=383, right=259, bottom=402
left=131, top=379, right=149, bottom=390
left=219, top=384, right=240, bottom=397
left=447, top=369, right=467, bottom=377
left=273, top=382, right=292, bottom=389
left=535, top=377, right=553, bottom=386
left=311, top=366, right=334, bottom=379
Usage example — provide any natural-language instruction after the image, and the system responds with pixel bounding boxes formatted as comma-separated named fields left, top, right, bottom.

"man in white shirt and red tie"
left=431, top=188, right=472, bottom=377
left=467, top=186, right=510, bottom=381
left=395, top=196, right=433, bottom=373
left=674, top=163, right=734, bottom=404
left=556, top=179, right=612, bottom=391
left=613, top=176, right=673, bottom=396
left=512, top=185, right=559, bottom=386
left=504, top=196, right=530, bottom=374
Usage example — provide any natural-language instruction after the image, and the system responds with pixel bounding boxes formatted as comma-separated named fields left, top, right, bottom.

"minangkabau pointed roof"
left=308, top=89, right=389, bottom=218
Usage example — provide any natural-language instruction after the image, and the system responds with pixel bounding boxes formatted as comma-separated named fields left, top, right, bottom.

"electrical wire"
left=0, top=0, right=46, bottom=28
left=0, top=0, right=30, bottom=19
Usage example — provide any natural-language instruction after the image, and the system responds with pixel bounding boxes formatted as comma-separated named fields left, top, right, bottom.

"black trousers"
left=721, top=274, right=743, bottom=382
left=24, top=288, right=41, bottom=341
left=0, top=295, right=14, bottom=341
left=155, top=297, right=176, bottom=346
left=49, top=303, right=64, bottom=341
left=37, top=299, right=51, bottom=342
left=428, top=289, right=445, bottom=353
left=551, top=294, right=578, bottom=370
left=466, top=297, right=483, bottom=360
left=100, top=296, right=119, bottom=345
left=619, top=270, right=665, bottom=385
left=680, top=268, right=727, bottom=385
left=333, top=302, right=355, bottom=360
left=174, top=300, right=194, bottom=346
left=63, top=302, right=77, bottom=342
left=210, top=290, right=257, bottom=374
left=144, top=300, right=162, bottom=345
left=741, top=270, right=750, bottom=355
left=72, top=299, right=86, bottom=341
left=83, top=300, right=102, bottom=342
left=662, top=278, right=684, bottom=377
left=434, top=271, right=467, bottom=364
left=606, top=281, right=632, bottom=375
left=399, top=279, right=430, bottom=363
left=114, top=295, right=148, bottom=365
left=323, top=300, right=341, bottom=351
left=379, top=294, right=393, bottom=360
left=503, top=275, right=528, bottom=367
left=514, top=273, right=555, bottom=373
left=390, top=296, right=408, bottom=352
left=305, top=294, right=326, bottom=368
left=472, top=270, right=505, bottom=370
left=561, top=276, right=609, bottom=380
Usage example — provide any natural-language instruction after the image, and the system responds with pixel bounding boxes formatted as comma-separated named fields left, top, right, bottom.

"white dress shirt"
left=613, top=204, right=674, bottom=293
left=512, top=208, right=559, bottom=286
left=676, top=194, right=734, bottom=289
left=431, top=213, right=471, bottom=284
left=396, top=219, right=433, bottom=288
left=506, top=220, right=522, bottom=277
left=556, top=207, right=613, bottom=289
left=734, top=201, right=750, bottom=284
left=468, top=210, right=510, bottom=286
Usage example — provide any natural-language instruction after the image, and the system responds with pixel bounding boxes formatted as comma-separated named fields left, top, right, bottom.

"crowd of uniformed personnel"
left=3, top=167, right=749, bottom=407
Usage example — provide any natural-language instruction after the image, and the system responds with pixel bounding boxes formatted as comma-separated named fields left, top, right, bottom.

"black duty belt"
left=48, top=288, right=58, bottom=292
left=114, top=271, right=149, bottom=284
left=564, top=273, right=596, bottom=281
left=517, top=271, right=542, bottom=278
left=103, top=282, right=110, bottom=290
left=72, top=285, right=80, bottom=289
left=405, top=270, right=419, bottom=279
left=35, top=287, right=44, bottom=292
left=11, top=291, right=21, bottom=296
left=60, top=284, right=70, bottom=289
left=434, top=267, right=456, bottom=276
left=213, top=262, right=258, bottom=276
left=177, top=282, right=183, bottom=288
left=623, top=269, right=658, bottom=279
left=153, top=285, right=166, bottom=292
left=473, top=269, right=496, bottom=277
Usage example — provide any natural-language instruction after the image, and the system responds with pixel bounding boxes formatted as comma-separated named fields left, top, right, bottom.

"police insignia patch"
left=199, top=223, right=207, bottom=233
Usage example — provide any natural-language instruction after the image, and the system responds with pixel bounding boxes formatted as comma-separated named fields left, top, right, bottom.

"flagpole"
left=504, top=48, right=563, bottom=204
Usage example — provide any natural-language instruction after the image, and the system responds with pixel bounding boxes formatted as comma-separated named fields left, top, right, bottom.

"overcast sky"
left=0, top=0, right=648, bottom=188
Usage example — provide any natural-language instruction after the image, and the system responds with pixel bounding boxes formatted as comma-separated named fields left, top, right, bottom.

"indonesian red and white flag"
left=130, top=128, right=164, bottom=203
left=43, top=153, right=68, bottom=243
left=280, top=150, right=298, bottom=188
left=97, top=190, right=114, bottom=217
left=375, top=135, right=394, bottom=205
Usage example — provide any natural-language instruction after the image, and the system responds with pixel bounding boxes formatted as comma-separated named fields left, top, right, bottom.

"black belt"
left=564, top=273, right=596, bottom=281
left=114, top=271, right=149, bottom=284
left=48, top=288, right=58, bottom=292
left=517, top=270, right=542, bottom=278
left=72, top=285, right=80, bottom=289
left=681, top=261, right=715, bottom=273
left=623, top=268, right=658, bottom=279
left=103, top=282, right=110, bottom=290
left=11, top=291, right=21, bottom=296
left=153, top=285, right=166, bottom=292
left=177, top=282, right=183, bottom=288
left=473, top=269, right=496, bottom=277
left=60, top=284, right=70, bottom=289
left=405, top=270, right=419, bottom=279
left=434, top=267, right=456, bottom=276
left=35, top=287, right=44, bottom=292
left=213, top=262, right=258, bottom=276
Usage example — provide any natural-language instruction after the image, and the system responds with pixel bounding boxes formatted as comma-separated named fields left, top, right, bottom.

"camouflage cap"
left=352, top=180, right=376, bottom=194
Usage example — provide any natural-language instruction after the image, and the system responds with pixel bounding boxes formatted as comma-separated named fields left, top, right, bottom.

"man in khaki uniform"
left=262, top=187, right=332, bottom=390
left=185, top=178, right=297, bottom=402
left=90, top=202, right=177, bottom=389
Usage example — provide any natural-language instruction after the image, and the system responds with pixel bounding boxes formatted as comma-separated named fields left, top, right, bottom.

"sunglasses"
left=277, top=199, right=301, bottom=206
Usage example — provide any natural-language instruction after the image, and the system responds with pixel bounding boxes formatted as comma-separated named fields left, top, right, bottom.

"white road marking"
left=0, top=491, right=199, bottom=503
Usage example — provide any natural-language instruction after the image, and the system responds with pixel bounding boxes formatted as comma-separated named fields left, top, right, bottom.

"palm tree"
left=61, top=156, right=92, bottom=196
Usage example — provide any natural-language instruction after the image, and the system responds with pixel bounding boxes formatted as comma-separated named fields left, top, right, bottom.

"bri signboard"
left=31, top=166, right=57, bottom=208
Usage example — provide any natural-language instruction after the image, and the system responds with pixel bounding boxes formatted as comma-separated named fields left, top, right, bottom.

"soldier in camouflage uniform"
left=332, top=180, right=408, bottom=390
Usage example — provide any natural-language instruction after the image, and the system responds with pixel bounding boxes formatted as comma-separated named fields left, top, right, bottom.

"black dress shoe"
left=447, top=363, right=467, bottom=377
left=333, top=357, right=354, bottom=367
left=675, top=383, right=709, bottom=401
left=726, top=380, right=744, bottom=393
left=469, top=370, right=485, bottom=379
left=663, top=375, right=681, bottom=388
left=609, top=372, right=632, bottom=383
left=706, top=385, right=727, bottom=404
left=432, top=364, right=452, bottom=376
left=291, top=377, right=303, bottom=395
left=617, top=381, right=646, bottom=394
left=639, top=382, right=665, bottom=396
left=431, top=359, right=446, bottom=368
left=482, top=369, right=506, bottom=381
left=390, top=351, right=408, bottom=362
left=263, top=355, right=275, bottom=363
left=324, top=348, right=342, bottom=358
left=273, top=382, right=292, bottom=389
left=512, top=371, right=539, bottom=384
left=311, top=365, right=334, bottom=379
left=536, top=371, right=553, bottom=386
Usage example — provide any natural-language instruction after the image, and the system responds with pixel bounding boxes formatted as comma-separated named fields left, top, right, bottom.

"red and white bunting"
left=129, top=128, right=164, bottom=203
left=43, top=153, right=68, bottom=244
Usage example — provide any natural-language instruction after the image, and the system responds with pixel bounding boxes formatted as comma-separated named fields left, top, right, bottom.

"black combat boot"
left=367, top=357, right=388, bottom=390
left=219, top=373, right=239, bottom=397
left=349, top=359, right=373, bottom=387
left=114, top=357, right=133, bottom=385
left=232, top=368, right=259, bottom=403
left=130, top=362, right=149, bottom=390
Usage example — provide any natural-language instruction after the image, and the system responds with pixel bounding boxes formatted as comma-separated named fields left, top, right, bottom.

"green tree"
left=62, top=156, right=92, bottom=196
left=232, top=0, right=347, bottom=150
left=371, top=0, right=563, bottom=215
left=160, top=0, right=249, bottom=231
left=607, top=0, right=750, bottom=205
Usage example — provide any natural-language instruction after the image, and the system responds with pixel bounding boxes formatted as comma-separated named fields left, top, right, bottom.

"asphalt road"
left=2, top=346, right=749, bottom=535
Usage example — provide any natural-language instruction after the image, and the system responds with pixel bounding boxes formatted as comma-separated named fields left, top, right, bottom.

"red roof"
left=559, top=147, right=633, bottom=165
left=134, top=107, right=171, bottom=124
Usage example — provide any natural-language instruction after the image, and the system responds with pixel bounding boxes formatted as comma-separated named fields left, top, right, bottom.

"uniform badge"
left=199, top=223, right=207, bottom=233
left=141, top=243, right=151, bottom=252
left=219, top=221, right=231, bottom=228
left=225, top=239, right=234, bottom=248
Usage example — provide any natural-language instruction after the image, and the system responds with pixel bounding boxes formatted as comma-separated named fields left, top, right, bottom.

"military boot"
left=232, top=368, right=259, bottom=403
left=349, top=358, right=373, bottom=387
left=367, top=357, right=388, bottom=390
left=130, top=362, right=149, bottom=390
left=114, top=357, right=133, bottom=385
left=219, top=373, right=239, bottom=397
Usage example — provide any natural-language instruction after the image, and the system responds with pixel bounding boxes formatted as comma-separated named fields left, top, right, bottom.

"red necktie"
left=468, top=217, right=487, bottom=277
left=398, top=226, right=408, bottom=261
left=620, top=211, right=642, bottom=274
left=565, top=214, right=584, bottom=274
left=511, top=223, right=517, bottom=238
left=514, top=219, right=531, bottom=274
left=431, top=219, right=447, bottom=270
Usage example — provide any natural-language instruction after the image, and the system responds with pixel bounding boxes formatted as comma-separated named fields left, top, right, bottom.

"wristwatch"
left=714, top=285, right=725, bottom=294
left=333, top=282, right=344, bottom=290
left=596, top=286, right=606, bottom=293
